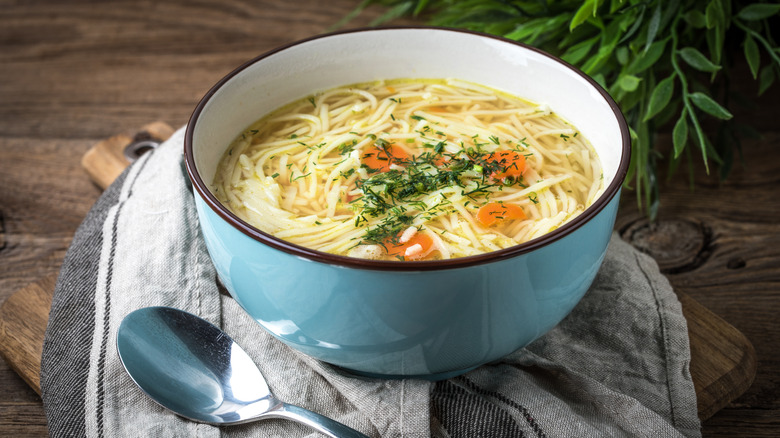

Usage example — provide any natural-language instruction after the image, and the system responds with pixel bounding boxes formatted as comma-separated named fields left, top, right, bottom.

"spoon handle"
left=263, top=402, right=371, bottom=438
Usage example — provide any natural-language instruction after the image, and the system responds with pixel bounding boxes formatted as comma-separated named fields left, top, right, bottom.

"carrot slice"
left=385, top=230, right=434, bottom=260
left=477, top=202, right=526, bottom=227
left=432, top=155, right=448, bottom=167
left=483, top=150, right=526, bottom=179
left=362, top=144, right=409, bottom=172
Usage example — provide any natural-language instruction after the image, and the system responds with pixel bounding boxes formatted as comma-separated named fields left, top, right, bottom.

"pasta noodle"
left=213, top=79, right=603, bottom=261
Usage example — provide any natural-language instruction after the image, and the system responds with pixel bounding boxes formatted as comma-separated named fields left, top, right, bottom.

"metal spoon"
left=116, top=306, right=370, bottom=438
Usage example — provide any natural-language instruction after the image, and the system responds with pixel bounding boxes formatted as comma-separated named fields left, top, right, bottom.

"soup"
left=213, top=79, right=603, bottom=261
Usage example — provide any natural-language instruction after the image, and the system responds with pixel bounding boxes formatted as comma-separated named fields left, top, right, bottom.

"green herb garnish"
left=344, top=0, right=780, bottom=219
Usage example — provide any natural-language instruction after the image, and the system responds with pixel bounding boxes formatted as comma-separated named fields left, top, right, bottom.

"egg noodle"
left=213, top=79, right=603, bottom=261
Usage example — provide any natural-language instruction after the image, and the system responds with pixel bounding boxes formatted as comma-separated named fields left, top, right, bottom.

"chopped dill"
left=339, top=168, right=356, bottom=179
left=338, top=140, right=358, bottom=155
left=293, top=172, right=311, bottom=181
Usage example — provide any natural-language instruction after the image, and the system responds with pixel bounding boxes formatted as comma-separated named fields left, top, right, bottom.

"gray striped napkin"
left=41, top=127, right=701, bottom=437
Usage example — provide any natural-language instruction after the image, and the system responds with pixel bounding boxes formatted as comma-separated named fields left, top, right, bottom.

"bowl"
left=184, top=27, right=630, bottom=379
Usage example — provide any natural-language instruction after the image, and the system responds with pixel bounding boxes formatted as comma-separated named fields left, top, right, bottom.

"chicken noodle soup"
left=213, top=79, right=603, bottom=261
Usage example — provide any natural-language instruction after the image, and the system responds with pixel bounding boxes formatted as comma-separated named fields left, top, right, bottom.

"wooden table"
left=1, top=1, right=777, bottom=436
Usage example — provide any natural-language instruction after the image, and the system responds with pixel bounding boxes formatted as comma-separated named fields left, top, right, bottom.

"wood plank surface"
left=0, top=274, right=55, bottom=393
left=0, top=121, right=174, bottom=395
left=0, top=122, right=757, bottom=418
left=1, top=1, right=778, bottom=436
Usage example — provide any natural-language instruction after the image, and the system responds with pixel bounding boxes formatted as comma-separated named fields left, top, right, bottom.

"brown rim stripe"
left=184, top=26, right=631, bottom=272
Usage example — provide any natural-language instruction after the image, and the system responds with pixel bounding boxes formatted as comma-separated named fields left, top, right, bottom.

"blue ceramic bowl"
left=184, top=27, right=630, bottom=379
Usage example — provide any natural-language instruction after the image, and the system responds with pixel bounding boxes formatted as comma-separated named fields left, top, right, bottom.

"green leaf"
left=706, top=24, right=725, bottom=65
left=328, top=0, right=372, bottom=31
left=702, top=132, right=723, bottom=165
left=744, top=34, right=761, bottom=79
left=570, top=0, right=598, bottom=31
left=688, top=111, right=710, bottom=171
left=369, top=1, right=413, bottom=26
left=582, top=19, right=622, bottom=74
left=644, top=5, right=662, bottom=52
left=672, top=110, right=689, bottom=158
left=616, top=46, right=629, bottom=65
left=659, top=0, right=682, bottom=32
left=618, top=74, right=642, bottom=92
left=689, top=92, right=733, bottom=119
left=644, top=75, right=675, bottom=121
left=705, top=0, right=724, bottom=28
left=679, top=47, right=722, bottom=73
left=560, top=35, right=599, bottom=65
left=610, top=0, right=623, bottom=14
left=412, top=0, right=430, bottom=16
left=716, top=126, right=734, bottom=181
left=627, top=38, right=668, bottom=74
left=592, top=73, right=607, bottom=89
left=505, top=19, right=546, bottom=41
left=737, top=3, right=780, bottom=21
left=758, top=65, right=776, bottom=95
left=619, top=5, right=645, bottom=43
left=581, top=44, right=613, bottom=75
left=600, top=14, right=624, bottom=48
left=617, top=84, right=644, bottom=112
left=654, top=99, right=680, bottom=126
left=684, top=10, right=707, bottom=28
left=347, top=0, right=780, bottom=218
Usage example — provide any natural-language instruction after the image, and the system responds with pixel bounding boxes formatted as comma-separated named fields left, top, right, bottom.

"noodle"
left=213, top=79, right=603, bottom=261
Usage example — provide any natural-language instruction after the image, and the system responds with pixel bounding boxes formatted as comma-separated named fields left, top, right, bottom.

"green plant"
left=342, top=0, right=780, bottom=218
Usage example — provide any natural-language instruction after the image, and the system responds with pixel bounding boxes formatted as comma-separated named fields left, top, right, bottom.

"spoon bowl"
left=116, top=306, right=370, bottom=437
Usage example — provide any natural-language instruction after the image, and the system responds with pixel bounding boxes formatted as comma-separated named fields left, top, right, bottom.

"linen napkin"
left=41, top=127, right=701, bottom=437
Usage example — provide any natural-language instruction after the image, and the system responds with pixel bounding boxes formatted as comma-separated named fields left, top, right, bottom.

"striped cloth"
left=41, top=127, right=701, bottom=437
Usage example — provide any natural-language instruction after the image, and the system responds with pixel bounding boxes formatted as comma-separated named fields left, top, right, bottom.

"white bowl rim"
left=184, top=26, right=631, bottom=272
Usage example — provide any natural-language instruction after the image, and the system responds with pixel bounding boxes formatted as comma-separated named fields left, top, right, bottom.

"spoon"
left=116, top=306, right=370, bottom=438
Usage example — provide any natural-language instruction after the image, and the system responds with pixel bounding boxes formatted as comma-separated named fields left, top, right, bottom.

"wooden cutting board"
left=0, top=123, right=756, bottom=422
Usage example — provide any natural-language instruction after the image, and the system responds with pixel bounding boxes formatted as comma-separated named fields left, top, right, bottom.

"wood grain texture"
left=0, top=121, right=174, bottom=399
left=1, top=1, right=777, bottom=436
left=1, top=122, right=757, bottom=422
left=678, top=292, right=757, bottom=421
left=0, top=274, right=55, bottom=394
left=0, top=2, right=410, bottom=435
left=615, top=125, right=780, bottom=435
left=81, top=121, right=175, bottom=189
